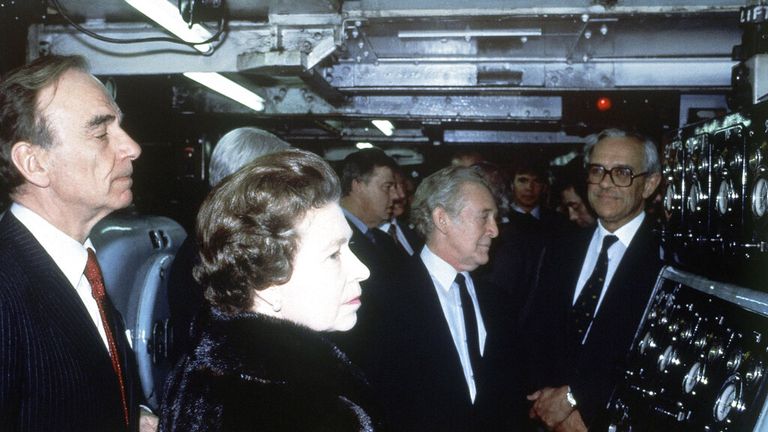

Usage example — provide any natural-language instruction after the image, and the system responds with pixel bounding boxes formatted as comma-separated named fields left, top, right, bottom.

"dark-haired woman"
left=160, top=149, right=379, bottom=431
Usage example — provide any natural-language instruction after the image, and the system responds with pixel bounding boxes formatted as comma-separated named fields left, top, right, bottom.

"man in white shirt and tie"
left=360, top=165, right=518, bottom=431
left=0, top=55, right=156, bottom=431
left=521, top=129, right=663, bottom=432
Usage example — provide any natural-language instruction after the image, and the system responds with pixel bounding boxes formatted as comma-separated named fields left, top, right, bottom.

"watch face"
left=566, top=391, right=577, bottom=407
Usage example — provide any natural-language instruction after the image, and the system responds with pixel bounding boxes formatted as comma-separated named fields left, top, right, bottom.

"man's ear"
left=10, top=141, right=50, bottom=188
left=642, top=172, right=662, bottom=199
left=432, top=207, right=449, bottom=234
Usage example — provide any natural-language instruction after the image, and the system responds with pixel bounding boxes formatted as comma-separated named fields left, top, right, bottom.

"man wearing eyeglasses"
left=519, top=129, right=663, bottom=432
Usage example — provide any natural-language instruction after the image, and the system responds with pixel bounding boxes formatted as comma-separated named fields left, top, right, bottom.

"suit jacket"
left=331, top=219, right=409, bottom=365
left=359, top=254, right=520, bottom=431
left=167, top=235, right=203, bottom=365
left=519, top=216, right=662, bottom=428
left=0, top=212, right=143, bottom=432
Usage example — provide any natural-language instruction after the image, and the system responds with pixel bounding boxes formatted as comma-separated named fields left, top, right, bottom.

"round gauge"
left=752, top=177, right=768, bottom=218
left=699, top=156, right=711, bottom=178
left=694, top=334, right=708, bottom=349
left=716, top=179, right=733, bottom=216
left=639, top=331, right=656, bottom=356
left=730, top=151, right=743, bottom=172
left=713, top=375, right=744, bottom=422
left=749, top=148, right=763, bottom=172
left=726, top=349, right=743, bottom=373
left=713, top=154, right=726, bottom=173
left=664, top=184, right=677, bottom=212
left=658, top=345, right=678, bottom=371
left=708, top=344, right=725, bottom=362
left=745, top=361, right=764, bottom=383
left=683, top=361, right=704, bottom=394
left=688, top=181, right=702, bottom=213
left=679, top=323, right=693, bottom=341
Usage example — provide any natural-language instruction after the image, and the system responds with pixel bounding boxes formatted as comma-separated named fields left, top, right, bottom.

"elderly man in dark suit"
left=0, top=55, right=155, bottom=431
left=520, top=129, right=663, bottom=431
left=361, top=166, right=519, bottom=431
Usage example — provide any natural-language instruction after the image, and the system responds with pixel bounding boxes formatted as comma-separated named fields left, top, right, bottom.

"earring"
left=271, top=299, right=282, bottom=313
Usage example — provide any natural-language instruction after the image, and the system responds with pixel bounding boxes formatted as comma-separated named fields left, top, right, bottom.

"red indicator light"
left=596, top=96, right=612, bottom=112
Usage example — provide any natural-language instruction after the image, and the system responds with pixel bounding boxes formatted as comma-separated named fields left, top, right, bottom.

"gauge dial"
left=658, top=345, right=678, bottom=371
left=730, top=151, right=743, bottom=172
left=716, top=179, right=733, bottom=216
left=745, top=360, right=764, bottom=383
left=752, top=177, right=768, bottom=218
left=683, top=361, right=704, bottom=394
left=689, top=181, right=702, bottom=213
left=726, top=349, right=743, bottom=373
left=749, top=147, right=763, bottom=172
left=713, top=375, right=744, bottom=422
left=639, top=331, right=656, bottom=356
left=664, top=184, right=677, bottom=213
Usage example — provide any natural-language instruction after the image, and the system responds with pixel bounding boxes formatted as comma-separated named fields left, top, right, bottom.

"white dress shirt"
left=378, top=219, right=415, bottom=255
left=420, top=246, right=487, bottom=402
left=573, top=212, right=646, bottom=320
left=511, top=203, right=541, bottom=219
left=11, top=203, right=110, bottom=350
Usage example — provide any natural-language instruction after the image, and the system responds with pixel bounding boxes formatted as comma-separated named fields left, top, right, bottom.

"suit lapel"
left=585, top=219, right=659, bottom=346
left=4, top=214, right=108, bottom=355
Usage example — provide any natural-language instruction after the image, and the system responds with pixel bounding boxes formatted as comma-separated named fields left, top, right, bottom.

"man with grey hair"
left=167, top=127, right=290, bottom=363
left=207, top=127, right=290, bottom=187
left=520, top=128, right=663, bottom=431
left=0, top=54, right=155, bottom=431
left=358, top=166, right=519, bottom=431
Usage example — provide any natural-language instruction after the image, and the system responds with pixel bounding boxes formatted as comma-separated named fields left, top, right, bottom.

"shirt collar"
left=10, top=203, right=93, bottom=289
left=342, top=207, right=370, bottom=234
left=597, top=211, right=645, bottom=248
left=420, top=245, right=462, bottom=292
left=511, top=203, right=541, bottom=219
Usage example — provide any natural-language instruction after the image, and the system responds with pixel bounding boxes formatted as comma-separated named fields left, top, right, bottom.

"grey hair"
left=410, top=166, right=493, bottom=238
left=208, top=127, right=291, bottom=186
left=584, top=128, right=661, bottom=174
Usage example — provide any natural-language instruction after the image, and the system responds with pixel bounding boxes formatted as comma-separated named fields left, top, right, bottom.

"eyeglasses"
left=587, top=164, right=649, bottom=187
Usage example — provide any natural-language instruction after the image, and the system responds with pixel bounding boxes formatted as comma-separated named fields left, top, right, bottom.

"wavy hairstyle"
left=194, top=149, right=341, bottom=315
left=0, top=55, right=88, bottom=205
left=410, top=166, right=492, bottom=239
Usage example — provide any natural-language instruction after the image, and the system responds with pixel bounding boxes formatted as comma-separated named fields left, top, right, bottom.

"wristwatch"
left=566, top=388, right=578, bottom=408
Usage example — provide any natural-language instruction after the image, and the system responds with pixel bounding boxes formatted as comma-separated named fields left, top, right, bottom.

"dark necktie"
left=364, top=228, right=378, bottom=245
left=85, top=248, right=130, bottom=426
left=571, top=235, right=619, bottom=343
left=455, top=273, right=482, bottom=376
left=386, top=223, right=405, bottom=252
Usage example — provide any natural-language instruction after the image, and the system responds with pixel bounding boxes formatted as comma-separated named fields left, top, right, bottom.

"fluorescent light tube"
left=184, top=72, right=265, bottom=112
left=124, top=0, right=214, bottom=53
left=398, top=29, right=542, bottom=39
left=372, top=120, right=394, bottom=136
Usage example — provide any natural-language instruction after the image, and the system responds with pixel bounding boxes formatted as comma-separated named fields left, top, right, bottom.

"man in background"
left=167, top=127, right=290, bottom=363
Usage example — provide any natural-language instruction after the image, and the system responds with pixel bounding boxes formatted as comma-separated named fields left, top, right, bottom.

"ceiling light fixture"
left=372, top=120, right=394, bottom=136
left=356, top=142, right=374, bottom=149
left=184, top=72, right=265, bottom=112
left=397, top=28, right=541, bottom=39
left=124, top=0, right=214, bottom=53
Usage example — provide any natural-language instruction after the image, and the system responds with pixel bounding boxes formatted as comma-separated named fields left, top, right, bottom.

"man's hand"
left=527, top=385, right=575, bottom=429
left=139, top=410, right=159, bottom=432
left=554, top=410, right=588, bottom=432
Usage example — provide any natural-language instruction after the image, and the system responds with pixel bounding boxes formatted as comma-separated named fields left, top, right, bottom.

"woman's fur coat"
left=160, top=310, right=381, bottom=431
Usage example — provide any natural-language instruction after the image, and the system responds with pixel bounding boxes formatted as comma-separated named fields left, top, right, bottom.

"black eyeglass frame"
left=586, top=164, right=649, bottom=187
